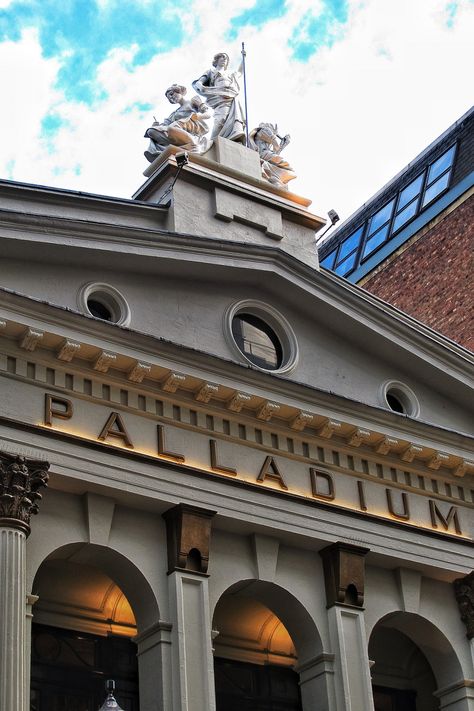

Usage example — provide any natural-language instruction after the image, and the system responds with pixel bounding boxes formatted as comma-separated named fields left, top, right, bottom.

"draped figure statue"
left=144, top=84, right=211, bottom=163
left=249, top=123, right=296, bottom=189
left=192, top=53, right=246, bottom=143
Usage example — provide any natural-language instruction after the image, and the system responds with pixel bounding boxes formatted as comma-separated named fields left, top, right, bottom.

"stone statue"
left=454, top=571, right=474, bottom=639
left=144, top=84, right=212, bottom=163
left=192, top=53, right=246, bottom=143
left=249, top=123, right=296, bottom=189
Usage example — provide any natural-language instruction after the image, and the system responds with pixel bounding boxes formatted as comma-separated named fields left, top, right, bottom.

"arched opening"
left=30, top=543, right=159, bottom=711
left=212, top=580, right=324, bottom=711
left=369, top=612, right=464, bottom=711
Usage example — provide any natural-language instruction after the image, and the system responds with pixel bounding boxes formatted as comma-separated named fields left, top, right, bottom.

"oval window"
left=231, top=313, right=283, bottom=370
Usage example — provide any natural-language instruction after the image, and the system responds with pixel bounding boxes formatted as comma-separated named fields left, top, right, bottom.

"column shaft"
left=328, top=606, right=375, bottom=711
left=0, top=527, right=27, bottom=711
left=168, top=571, right=216, bottom=711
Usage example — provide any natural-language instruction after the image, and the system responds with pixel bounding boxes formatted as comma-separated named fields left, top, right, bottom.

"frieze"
left=0, top=450, right=49, bottom=535
left=36, top=392, right=472, bottom=539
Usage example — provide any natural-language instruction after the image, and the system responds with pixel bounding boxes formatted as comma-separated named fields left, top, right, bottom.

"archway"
left=369, top=612, right=465, bottom=711
left=30, top=543, right=160, bottom=711
left=212, top=580, right=325, bottom=711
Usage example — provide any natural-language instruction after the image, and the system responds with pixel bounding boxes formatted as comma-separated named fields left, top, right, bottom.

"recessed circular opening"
left=386, top=391, right=406, bottom=414
left=78, top=283, right=131, bottom=327
left=224, top=300, right=299, bottom=374
left=87, top=298, right=113, bottom=321
left=231, top=313, right=283, bottom=370
left=381, top=381, right=420, bottom=418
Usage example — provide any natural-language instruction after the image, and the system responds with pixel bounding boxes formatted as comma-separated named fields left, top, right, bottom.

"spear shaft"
left=241, top=42, right=250, bottom=147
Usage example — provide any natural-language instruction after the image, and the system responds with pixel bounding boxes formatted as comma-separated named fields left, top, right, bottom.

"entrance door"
left=373, top=685, right=417, bottom=711
left=31, top=623, right=139, bottom=711
left=215, top=657, right=302, bottom=711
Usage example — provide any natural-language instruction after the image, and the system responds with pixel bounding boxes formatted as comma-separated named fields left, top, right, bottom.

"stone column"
left=319, top=542, right=374, bottom=711
left=297, top=653, right=336, bottom=711
left=0, top=451, right=49, bottom=711
left=135, top=621, right=173, bottom=711
left=163, top=504, right=216, bottom=711
left=435, top=680, right=474, bottom=710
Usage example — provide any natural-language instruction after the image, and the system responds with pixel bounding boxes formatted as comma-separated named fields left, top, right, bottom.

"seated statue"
left=144, top=84, right=212, bottom=163
left=249, top=123, right=296, bottom=189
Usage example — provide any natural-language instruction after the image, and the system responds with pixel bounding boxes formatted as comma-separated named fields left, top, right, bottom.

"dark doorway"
left=30, top=623, right=139, bottom=711
left=373, top=685, right=417, bottom=711
left=215, top=657, right=302, bottom=711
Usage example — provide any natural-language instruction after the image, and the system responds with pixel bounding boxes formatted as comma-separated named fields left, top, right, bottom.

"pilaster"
left=135, top=621, right=173, bottom=711
left=163, top=504, right=217, bottom=711
left=320, top=542, right=374, bottom=711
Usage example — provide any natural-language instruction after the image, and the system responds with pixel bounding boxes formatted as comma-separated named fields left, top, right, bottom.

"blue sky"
left=0, top=0, right=473, bottom=218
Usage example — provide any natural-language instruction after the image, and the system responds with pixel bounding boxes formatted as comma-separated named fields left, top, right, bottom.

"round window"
left=231, top=313, right=283, bottom=370
left=224, top=300, right=299, bottom=374
left=78, top=283, right=131, bottom=326
left=380, top=381, right=420, bottom=417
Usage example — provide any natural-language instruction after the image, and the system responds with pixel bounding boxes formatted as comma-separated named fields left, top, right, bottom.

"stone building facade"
left=0, top=137, right=473, bottom=711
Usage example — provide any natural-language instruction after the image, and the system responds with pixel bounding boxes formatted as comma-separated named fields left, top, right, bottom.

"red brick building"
left=318, top=108, right=473, bottom=351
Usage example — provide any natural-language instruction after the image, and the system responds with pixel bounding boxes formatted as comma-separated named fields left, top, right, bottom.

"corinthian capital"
left=453, top=571, right=474, bottom=639
left=0, top=451, right=50, bottom=535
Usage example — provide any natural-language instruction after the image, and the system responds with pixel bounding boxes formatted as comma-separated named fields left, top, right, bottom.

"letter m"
left=429, top=500, right=462, bottom=535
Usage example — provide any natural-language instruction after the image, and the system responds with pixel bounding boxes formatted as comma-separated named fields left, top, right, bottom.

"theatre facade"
left=0, top=136, right=473, bottom=711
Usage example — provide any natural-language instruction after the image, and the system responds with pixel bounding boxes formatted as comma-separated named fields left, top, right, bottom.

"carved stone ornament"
left=453, top=571, right=474, bottom=639
left=319, top=542, right=370, bottom=608
left=163, top=503, right=216, bottom=575
left=0, top=451, right=50, bottom=535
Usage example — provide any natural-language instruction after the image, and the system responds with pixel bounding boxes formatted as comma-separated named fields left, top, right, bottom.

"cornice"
left=0, top=292, right=473, bottom=482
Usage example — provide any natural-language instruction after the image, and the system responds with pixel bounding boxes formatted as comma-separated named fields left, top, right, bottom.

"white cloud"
left=1, top=0, right=473, bottom=225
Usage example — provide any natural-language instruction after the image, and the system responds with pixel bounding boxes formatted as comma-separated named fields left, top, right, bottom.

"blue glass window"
left=368, top=200, right=395, bottom=236
left=427, top=145, right=456, bottom=185
left=320, top=250, right=337, bottom=269
left=422, top=171, right=451, bottom=207
left=335, top=252, right=357, bottom=275
left=392, top=200, right=419, bottom=232
left=338, top=226, right=364, bottom=262
left=362, top=225, right=390, bottom=258
left=397, top=174, right=424, bottom=211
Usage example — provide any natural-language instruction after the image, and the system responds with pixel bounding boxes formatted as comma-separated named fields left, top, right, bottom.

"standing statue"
left=144, top=84, right=212, bottom=163
left=249, top=123, right=296, bottom=189
left=192, top=53, right=246, bottom=143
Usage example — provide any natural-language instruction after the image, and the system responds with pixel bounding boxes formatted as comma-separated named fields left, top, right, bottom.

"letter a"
left=257, top=456, right=288, bottom=490
left=98, top=412, right=134, bottom=448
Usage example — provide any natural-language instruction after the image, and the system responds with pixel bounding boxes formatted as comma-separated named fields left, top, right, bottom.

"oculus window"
left=225, top=300, right=299, bottom=374
left=78, top=283, right=131, bottom=326
left=232, top=314, right=283, bottom=370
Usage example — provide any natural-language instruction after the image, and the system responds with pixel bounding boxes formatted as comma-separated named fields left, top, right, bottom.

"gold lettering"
left=257, top=456, right=288, bottom=490
left=357, top=480, right=367, bottom=511
left=44, top=393, right=73, bottom=426
left=157, top=425, right=185, bottom=463
left=98, top=412, right=133, bottom=448
left=429, top=500, right=462, bottom=534
left=386, top=489, right=410, bottom=520
left=209, top=439, right=236, bottom=475
left=310, top=468, right=335, bottom=500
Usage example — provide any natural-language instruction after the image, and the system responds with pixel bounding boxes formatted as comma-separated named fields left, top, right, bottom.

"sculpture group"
left=144, top=52, right=296, bottom=189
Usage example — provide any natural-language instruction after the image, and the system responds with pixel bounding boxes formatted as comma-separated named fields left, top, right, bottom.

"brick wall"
left=361, top=194, right=473, bottom=351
